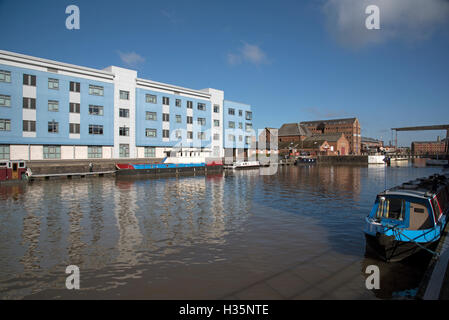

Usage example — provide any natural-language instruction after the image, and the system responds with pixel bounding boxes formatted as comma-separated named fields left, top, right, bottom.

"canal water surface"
left=0, top=163, right=443, bottom=299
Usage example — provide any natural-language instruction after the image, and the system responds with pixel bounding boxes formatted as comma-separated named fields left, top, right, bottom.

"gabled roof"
left=305, top=133, right=344, bottom=143
left=300, top=118, right=357, bottom=126
left=278, top=123, right=310, bottom=137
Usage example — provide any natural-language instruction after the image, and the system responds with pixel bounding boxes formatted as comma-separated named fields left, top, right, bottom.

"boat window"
left=409, top=202, right=433, bottom=230
left=432, top=198, right=442, bottom=220
left=19, top=162, right=25, bottom=168
left=376, top=197, right=406, bottom=221
left=0, top=162, right=7, bottom=167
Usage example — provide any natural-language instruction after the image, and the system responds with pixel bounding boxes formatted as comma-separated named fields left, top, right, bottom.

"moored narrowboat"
left=364, top=173, right=449, bottom=262
left=116, top=160, right=223, bottom=176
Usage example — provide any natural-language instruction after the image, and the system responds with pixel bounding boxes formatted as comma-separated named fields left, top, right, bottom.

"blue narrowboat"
left=364, top=173, right=449, bottom=262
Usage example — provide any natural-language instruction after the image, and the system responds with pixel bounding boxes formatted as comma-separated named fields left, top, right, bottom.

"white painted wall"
left=103, top=66, right=137, bottom=159
left=10, top=145, right=29, bottom=160
left=201, top=88, right=224, bottom=157
left=30, top=145, right=43, bottom=160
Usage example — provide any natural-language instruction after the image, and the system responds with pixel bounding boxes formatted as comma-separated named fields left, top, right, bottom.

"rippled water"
left=0, top=162, right=443, bottom=299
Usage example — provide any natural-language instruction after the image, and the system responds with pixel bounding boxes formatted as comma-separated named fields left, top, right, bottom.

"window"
left=214, top=120, right=220, bottom=127
left=23, top=74, right=36, bottom=86
left=119, top=108, right=129, bottom=118
left=175, top=99, right=181, bottom=107
left=119, top=126, right=129, bottom=136
left=48, top=121, right=59, bottom=133
left=246, top=111, right=253, bottom=120
left=187, top=101, right=193, bottom=109
left=228, top=108, right=235, bottom=115
left=0, top=94, right=11, bottom=107
left=43, top=146, right=61, bottom=159
left=162, top=113, right=169, bottom=122
left=175, top=130, right=182, bottom=139
left=228, top=121, right=235, bottom=128
left=238, top=122, right=243, bottom=129
left=162, top=97, right=169, bottom=105
left=69, top=123, right=80, bottom=134
left=146, top=94, right=157, bottom=103
left=23, top=97, right=36, bottom=109
left=197, top=103, right=206, bottom=111
left=119, top=144, right=129, bottom=158
left=145, top=147, right=156, bottom=157
left=120, top=90, right=129, bottom=100
left=48, top=100, right=59, bottom=112
left=146, top=111, right=157, bottom=121
left=89, top=85, right=104, bottom=96
left=89, top=124, right=103, bottom=135
left=245, top=136, right=252, bottom=145
left=145, top=128, right=157, bottom=137
left=376, top=197, right=406, bottom=221
left=213, top=133, right=220, bottom=141
left=176, top=115, right=182, bottom=123
left=23, top=120, right=36, bottom=132
left=245, top=123, right=253, bottom=132
left=0, top=145, right=9, bottom=159
left=187, top=116, right=193, bottom=124
left=198, top=132, right=206, bottom=140
left=69, top=103, right=80, bottom=113
left=163, top=129, right=170, bottom=138
left=89, top=105, right=104, bottom=116
left=228, top=134, right=235, bottom=142
left=70, top=81, right=80, bottom=92
left=187, top=131, right=193, bottom=139
left=0, top=70, right=11, bottom=83
left=213, top=105, right=220, bottom=113
left=48, top=78, right=59, bottom=90
left=88, top=146, right=102, bottom=158
left=197, top=118, right=206, bottom=126
left=239, top=110, right=242, bottom=116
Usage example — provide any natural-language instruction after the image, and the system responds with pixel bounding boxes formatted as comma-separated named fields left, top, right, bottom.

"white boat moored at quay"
left=224, top=160, right=261, bottom=169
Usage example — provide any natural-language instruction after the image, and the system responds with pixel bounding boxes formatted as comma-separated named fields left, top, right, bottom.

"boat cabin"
left=367, top=174, right=449, bottom=231
left=0, top=160, right=27, bottom=181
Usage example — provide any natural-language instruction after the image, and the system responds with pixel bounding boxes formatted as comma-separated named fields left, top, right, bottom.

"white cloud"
left=322, top=0, right=449, bottom=48
left=227, top=42, right=269, bottom=65
left=117, top=51, right=145, bottom=67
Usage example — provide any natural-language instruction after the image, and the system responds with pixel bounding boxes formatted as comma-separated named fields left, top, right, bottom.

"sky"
left=1, top=0, right=448, bottom=146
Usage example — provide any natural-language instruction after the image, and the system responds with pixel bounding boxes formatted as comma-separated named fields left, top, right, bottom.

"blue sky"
left=1, top=0, right=449, bottom=146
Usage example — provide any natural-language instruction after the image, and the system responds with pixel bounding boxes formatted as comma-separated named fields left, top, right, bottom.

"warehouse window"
left=23, top=120, right=36, bottom=132
left=89, top=85, right=104, bottom=96
left=0, top=94, right=11, bottom=107
left=0, top=70, right=11, bottom=83
left=144, top=147, right=156, bottom=158
left=43, top=146, right=61, bottom=159
left=0, top=145, right=9, bottom=159
left=88, top=146, right=102, bottom=159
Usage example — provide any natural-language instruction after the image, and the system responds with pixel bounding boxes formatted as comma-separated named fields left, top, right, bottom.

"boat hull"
left=364, top=233, right=436, bottom=262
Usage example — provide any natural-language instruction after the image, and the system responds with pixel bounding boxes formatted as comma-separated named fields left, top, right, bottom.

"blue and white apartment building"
left=0, top=50, right=255, bottom=161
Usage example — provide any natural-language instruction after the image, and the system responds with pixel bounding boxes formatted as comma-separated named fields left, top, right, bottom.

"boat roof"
left=379, top=173, right=449, bottom=200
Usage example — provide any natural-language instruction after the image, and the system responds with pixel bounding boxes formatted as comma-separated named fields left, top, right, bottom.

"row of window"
left=2, top=97, right=221, bottom=125
left=228, top=108, right=253, bottom=120
left=144, top=128, right=208, bottom=140
left=228, top=135, right=253, bottom=144
left=2, top=119, right=213, bottom=140
left=0, top=145, right=158, bottom=160
left=145, top=94, right=211, bottom=111
left=228, top=121, right=253, bottom=131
